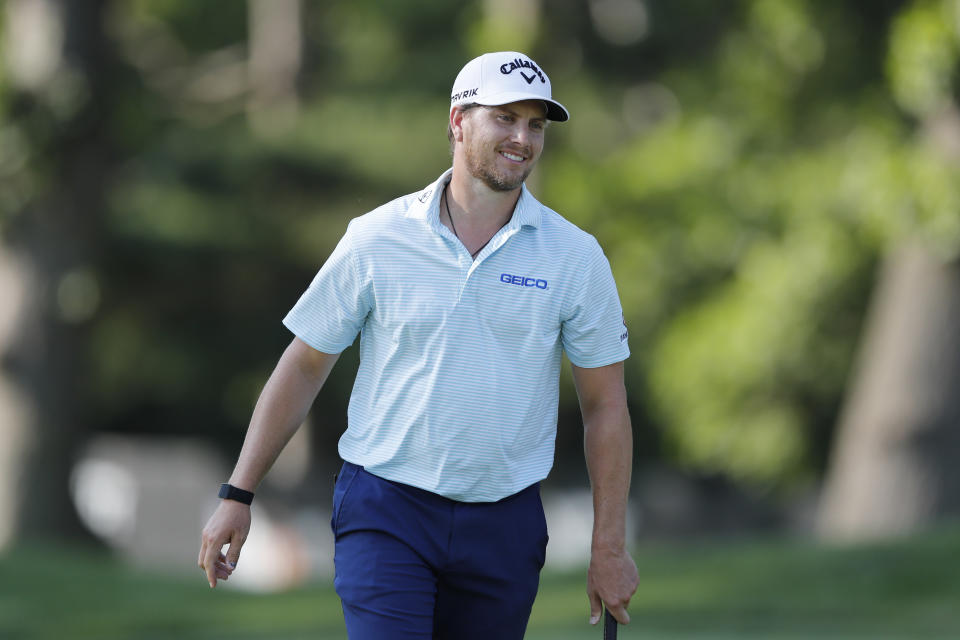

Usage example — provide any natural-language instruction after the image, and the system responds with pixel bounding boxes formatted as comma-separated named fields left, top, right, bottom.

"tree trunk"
left=817, top=244, right=960, bottom=541
left=247, top=0, right=302, bottom=135
left=2, top=0, right=114, bottom=542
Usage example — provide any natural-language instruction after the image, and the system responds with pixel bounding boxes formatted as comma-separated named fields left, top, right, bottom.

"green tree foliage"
left=3, top=0, right=959, bottom=526
left=542, top=0, right=960, bottom=488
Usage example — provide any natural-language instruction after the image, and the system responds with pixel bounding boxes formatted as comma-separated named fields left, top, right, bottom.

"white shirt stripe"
left=284, top=169, right=629, bottom=501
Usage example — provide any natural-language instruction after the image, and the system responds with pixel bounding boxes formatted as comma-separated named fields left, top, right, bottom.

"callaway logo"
left=500, top=58, right=545, bottom=85
left=418, top=189, right=432, bottom=203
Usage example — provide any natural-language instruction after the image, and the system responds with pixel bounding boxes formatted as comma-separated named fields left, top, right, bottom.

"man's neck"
left=446, top=169, right=522, bottom=231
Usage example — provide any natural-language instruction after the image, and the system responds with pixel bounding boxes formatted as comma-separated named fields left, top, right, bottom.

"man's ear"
left=450, top=106, right=468, bottom=143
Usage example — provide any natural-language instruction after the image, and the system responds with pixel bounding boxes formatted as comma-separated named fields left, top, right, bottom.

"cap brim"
left=458, top=90, right=570, bottom=122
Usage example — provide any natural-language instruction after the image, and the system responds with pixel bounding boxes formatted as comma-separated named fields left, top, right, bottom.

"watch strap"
left=218, top=483, right=254, bottom=505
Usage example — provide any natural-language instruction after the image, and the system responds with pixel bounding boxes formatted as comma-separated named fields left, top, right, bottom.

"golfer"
left=198, top=50, right=638, bottom=639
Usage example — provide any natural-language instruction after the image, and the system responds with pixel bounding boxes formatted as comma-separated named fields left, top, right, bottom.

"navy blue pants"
left=331, top=462, right=548, bottom=639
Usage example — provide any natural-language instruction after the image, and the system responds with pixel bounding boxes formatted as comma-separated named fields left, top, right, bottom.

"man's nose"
left=510, top=122, right=531, bottom=146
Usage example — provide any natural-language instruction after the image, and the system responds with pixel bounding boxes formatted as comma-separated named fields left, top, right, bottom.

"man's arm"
left=197, top=337, right=340, bottom=588
left=571, top=361, right=639, bottom=625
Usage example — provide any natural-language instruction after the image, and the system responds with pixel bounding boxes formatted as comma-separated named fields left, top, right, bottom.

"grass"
left=2, top=524, right=960, bottom=639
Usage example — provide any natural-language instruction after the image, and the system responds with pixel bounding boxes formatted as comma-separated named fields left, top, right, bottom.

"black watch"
left=218, top=483, right=254, bottom=505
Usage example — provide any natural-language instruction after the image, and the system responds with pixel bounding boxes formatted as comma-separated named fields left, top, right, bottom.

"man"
left=198, top=51, right=638, bottom=639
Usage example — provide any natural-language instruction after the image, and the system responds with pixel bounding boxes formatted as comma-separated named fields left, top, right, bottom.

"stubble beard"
left=465, top=146, right=535, bottom=192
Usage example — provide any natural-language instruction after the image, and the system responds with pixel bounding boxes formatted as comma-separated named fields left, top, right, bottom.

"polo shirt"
left=284, top=169, right=629, bottom=502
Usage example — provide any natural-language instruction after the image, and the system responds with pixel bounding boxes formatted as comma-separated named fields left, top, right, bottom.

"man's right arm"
left=198, top=337, right=340, bottom=588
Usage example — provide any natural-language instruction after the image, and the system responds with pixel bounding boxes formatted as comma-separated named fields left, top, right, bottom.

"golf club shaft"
left=603, top=608, right=617, bottom=639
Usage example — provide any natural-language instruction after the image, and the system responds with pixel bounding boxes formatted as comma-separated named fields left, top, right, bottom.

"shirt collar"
left=511, top=182, right=542, bottom=229
left=405, top=168, right=542, bottom=230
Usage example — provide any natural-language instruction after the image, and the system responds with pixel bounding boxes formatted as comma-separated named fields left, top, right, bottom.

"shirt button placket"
left=454, top=250, right=470, bottom=302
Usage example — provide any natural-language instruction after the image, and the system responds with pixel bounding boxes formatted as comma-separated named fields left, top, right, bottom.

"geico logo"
left=500, top=273, right=548, bottom=289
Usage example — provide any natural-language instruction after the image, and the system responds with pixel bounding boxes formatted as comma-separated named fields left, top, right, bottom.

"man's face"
left=457, top=100, right=547, bottom=192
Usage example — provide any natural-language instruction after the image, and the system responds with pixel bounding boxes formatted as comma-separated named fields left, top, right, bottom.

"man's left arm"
left=572, top=361, right=639, bottom=626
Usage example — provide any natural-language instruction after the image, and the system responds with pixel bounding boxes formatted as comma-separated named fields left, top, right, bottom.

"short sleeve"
left=283, top=221, right=372, bottom=353
left=560, top=239, right=630, bottom=368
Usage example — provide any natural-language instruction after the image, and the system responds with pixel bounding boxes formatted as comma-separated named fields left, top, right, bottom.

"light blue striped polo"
left=284, top=169, right=629, bottom=502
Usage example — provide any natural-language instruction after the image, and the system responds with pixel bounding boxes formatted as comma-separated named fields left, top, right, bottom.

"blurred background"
left=2, top=0, right=960, bottom=637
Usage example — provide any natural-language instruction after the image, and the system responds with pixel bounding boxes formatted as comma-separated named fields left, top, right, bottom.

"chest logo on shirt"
left=500, top=273, right=548, bottom=290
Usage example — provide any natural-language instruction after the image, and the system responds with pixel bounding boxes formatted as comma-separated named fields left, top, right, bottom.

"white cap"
left=450, top=51, right=570, bottom=122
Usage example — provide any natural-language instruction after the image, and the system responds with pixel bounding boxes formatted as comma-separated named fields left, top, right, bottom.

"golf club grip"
left=603, top=608, right=617, bottom=639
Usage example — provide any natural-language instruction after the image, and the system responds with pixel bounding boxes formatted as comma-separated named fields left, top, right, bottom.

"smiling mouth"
left=499, top=151, right=525, bottom=162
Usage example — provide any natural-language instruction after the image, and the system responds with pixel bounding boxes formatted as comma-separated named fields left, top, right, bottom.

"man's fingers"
left=588, top=589, right=603, bottom=625
left=225, top=531, right=245, bottom=567
left=201, top=535, right=224, bottom=588
left=607, top=602, right=631, bottom=625
left=215, top=553, right=234, bottom=576
left=204, top=550, right=220, bottom=588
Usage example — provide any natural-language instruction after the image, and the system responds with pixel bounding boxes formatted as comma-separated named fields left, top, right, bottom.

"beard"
left=463, top=145, right=535, bottom=192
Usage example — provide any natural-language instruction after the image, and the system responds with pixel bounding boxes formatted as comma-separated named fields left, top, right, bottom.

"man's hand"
left=198, top=500, right=251, bottom=588
left=587, top=545, right=639, bottom=625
